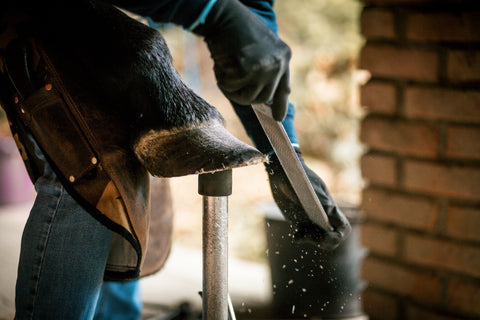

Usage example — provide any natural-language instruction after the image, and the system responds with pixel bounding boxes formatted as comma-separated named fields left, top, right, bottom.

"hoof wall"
left=133, top=121, right=266, bottom=177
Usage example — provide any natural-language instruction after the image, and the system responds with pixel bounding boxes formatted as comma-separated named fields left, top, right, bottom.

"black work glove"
left=266, top=149, right=352, bottom=250
left=193, top=0, right=291, bottom=121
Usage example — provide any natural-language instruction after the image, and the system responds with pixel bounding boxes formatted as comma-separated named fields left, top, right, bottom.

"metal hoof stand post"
left=198, top=169, right=236, bottom=320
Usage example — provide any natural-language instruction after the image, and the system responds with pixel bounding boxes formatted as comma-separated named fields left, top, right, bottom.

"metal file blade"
left=252, top=103, right=332, bottom=231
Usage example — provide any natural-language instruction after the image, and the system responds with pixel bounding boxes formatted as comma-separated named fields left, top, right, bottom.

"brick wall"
left=359, top=0, right=480, bottom=319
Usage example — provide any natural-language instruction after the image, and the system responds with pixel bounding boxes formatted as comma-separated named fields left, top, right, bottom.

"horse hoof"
left=132, top=120, right=266, bottom=177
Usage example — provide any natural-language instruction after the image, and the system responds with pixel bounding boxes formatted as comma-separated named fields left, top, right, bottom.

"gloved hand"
left=193, top=0, right=291, bottom=121
left=266, top=148, right=352, bottom=250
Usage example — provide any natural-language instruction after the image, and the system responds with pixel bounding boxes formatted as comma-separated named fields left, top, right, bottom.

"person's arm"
left=113, top=0, right=291, bottom=121
left=191, top=0, right=290, bottom=121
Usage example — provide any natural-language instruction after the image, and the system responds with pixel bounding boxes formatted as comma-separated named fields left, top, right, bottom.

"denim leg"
left=93, top=281, right=142, bottom=320
left=15, top=151, right=114, bottom=319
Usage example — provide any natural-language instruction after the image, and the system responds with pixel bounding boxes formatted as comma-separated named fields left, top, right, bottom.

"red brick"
left=448, top=50, right=480, bottom=82
left=405, top=234, right=480, bottom=277
left=361, top=117, right=439, bottom=157
left=446, top=205, right=480, bottom=242
left=362, top=8, right=396, bottom=39
left=361, top=153, right=397, bottom=186
left=447, top=278, right=480, bottom=316
left=446, top=125, right=480, bottom=160
left=406, top=12, right=480, bottom=43
left=362, top=188, right=438, bottom=231
left=405, top=86, right=480, bottom=123
left=361, top=223, right=398, bottom=256
left=406, top=304, right=467, bottom=320
left=362, top=256, right=442, bottom=303
left=360, top=44, right=438, bottom=82
left=361, top=81, right=397, bottom=115
left=404, top=160, right=480, bottom=201
left=362, top=288, right=399, bottom=320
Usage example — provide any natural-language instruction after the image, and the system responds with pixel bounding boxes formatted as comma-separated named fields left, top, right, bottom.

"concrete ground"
left=0, top=200, right=274, bottom=320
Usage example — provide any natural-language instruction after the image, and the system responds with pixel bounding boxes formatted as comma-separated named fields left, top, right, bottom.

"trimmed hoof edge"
left=133, top=120, right=266, bottom=177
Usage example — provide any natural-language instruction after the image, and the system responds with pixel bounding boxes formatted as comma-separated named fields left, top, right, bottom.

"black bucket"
left=261, top=201, right=368, bottom=319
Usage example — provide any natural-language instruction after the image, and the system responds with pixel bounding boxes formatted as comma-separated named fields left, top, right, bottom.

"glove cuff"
left=186, top=0, right=218, bottom=32
left=190, top=0, right=230, bottom=37
left=191, top=0, right=268, bottom=44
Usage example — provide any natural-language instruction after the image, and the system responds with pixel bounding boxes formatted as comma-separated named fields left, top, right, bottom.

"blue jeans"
left=14, top=137, right=141, bottom=319
left=93, top=281, right=142, bottom=320
left=15, top=142, right=115, bottom=319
